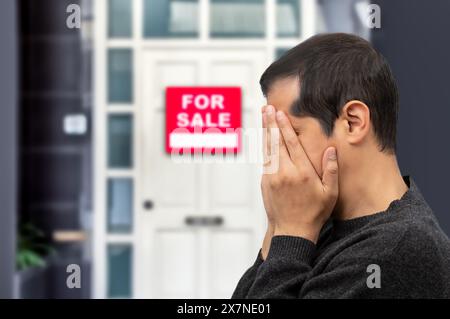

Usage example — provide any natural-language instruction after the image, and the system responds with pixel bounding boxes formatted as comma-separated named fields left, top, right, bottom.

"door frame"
left=93, top=0, right=318, bottom=298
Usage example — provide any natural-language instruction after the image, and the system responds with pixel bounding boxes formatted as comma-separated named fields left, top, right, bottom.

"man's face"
left=266, top=77, right=335, bottom=177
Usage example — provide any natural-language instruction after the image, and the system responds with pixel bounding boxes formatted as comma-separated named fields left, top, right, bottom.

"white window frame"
left=93, top=0, right=318, bottom=299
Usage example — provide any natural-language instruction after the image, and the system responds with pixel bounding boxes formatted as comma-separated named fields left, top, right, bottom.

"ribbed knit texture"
left=267, top=236, right=316, bottom=264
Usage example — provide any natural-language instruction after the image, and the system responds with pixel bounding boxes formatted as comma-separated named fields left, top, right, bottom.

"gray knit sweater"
left=232, top=177, right=450, bottom=298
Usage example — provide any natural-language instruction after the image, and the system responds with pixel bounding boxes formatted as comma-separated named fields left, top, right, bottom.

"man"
left=232, top=33, right=450, bottom=299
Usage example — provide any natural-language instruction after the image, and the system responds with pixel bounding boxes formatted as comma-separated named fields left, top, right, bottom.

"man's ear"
left=339, top=100, right=371, bottom=146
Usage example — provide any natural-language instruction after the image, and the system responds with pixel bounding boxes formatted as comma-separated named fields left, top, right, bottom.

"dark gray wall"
left=0, top=0, right=18, bottom=299
left=372, top=0, right=450, bottom=235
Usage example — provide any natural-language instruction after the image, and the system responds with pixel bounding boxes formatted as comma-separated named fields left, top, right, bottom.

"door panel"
left=154, top=62, right=199, bottom=107
left=150, top=112, right=197, bottom=209
left=209, top=111, right=257, bottom=214
left=156, top=230, right=197, bottom=298
left=210, top=163, right=252, bottom=207
left=210, top=231, right=254, bottom=298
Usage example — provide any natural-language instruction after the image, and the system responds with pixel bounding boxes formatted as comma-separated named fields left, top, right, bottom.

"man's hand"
left=261, top=105, right=339, bottom=244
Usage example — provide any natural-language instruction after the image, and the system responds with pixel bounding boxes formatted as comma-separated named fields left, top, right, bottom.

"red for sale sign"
left=165, top=87, right=242, bottom=154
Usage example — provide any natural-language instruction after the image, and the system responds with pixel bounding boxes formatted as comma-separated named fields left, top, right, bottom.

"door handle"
left=143, top=200, right=154, bottom=210
left=185, top=216, right=224, bottom=227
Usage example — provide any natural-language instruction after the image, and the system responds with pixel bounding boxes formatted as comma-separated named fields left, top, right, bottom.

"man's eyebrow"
left=288, top=97, right=302, bottom=117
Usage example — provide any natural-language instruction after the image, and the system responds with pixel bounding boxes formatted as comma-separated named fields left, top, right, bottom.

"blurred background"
left=1, top=0, right=450, bottom=299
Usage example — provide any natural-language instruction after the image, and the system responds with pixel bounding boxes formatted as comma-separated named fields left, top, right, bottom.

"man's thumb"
left=322, top=147, right=339, bottom=194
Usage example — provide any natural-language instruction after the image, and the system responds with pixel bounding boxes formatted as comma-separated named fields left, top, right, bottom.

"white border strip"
left=169, top=133, right=238, bottom=148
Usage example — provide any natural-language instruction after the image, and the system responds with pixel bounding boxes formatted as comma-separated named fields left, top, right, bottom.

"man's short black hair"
left=260, top=33, right=399, bottom=152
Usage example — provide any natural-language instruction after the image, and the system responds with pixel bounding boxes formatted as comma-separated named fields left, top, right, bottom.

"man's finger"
left=275, top=110, right=316, bottom=173
left=321, top=147, right=339, bottom=197
left=261, top=105, right=267, bottom=129
left=275, top=111, right=304, bottom=161
left=262, top=106, right=268, bottom=162
left=265, top=105, right=290, bottom=164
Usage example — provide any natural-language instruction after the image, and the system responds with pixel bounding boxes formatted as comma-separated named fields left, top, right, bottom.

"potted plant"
left=15, top=222, right=54, bottom=299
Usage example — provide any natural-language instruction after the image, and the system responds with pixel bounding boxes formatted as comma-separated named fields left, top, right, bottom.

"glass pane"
left=276, top=47, right=290, bottom=59
left=143, top=0, right=199, bottom=38
left=277, top=0, right=301, bottom=37
left=108, top=244, right=132, bottom=298
left=107, top=178, right=133, bottom=233
left=108, top=49, right=133, bottom=103
left=210, top=0, right=265, bottom=38
left=108, top=0, right=132, bottom=38
left=108, top=114, right=133, bottom=168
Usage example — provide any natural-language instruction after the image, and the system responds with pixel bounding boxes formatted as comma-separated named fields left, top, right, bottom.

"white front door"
left=137, top=48, right=268, bottom=298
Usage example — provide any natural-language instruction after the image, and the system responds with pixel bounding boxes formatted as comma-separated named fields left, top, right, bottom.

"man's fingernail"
left=266, top=105, right=274, bottom=115
left=328, top=147, right=337, bottom=160
left=276, top=111, right=284, bottom=120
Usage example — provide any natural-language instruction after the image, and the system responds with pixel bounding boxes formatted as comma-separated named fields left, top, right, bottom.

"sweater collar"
left=330, top=176, right=422, bottom=238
